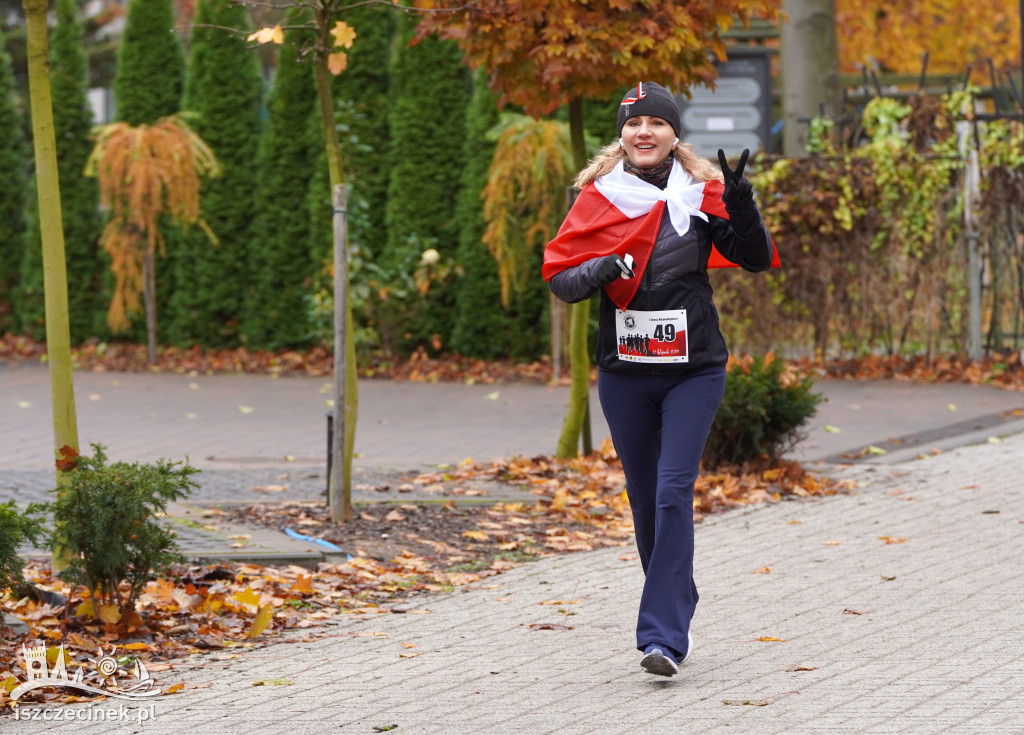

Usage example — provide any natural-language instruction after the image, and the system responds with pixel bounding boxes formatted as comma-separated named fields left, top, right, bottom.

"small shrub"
left=49, top=443, right=199, bottom=619
left=704, top=355, right=823, bottom=469
left=0, top=500, right=46, bottom=623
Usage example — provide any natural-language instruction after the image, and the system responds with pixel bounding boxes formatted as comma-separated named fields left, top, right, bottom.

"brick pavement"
left=7, top=431, right=1024, bottom=733
left=4, top=360, right=1024, bottom=563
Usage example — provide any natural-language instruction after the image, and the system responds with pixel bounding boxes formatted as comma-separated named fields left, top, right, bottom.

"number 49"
left=652, top=324, right=676, bottom=342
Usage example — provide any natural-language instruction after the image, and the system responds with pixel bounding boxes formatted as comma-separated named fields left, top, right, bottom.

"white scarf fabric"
left=594, top=159, right=709, bottom=237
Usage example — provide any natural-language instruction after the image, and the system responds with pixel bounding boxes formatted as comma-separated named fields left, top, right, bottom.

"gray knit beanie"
left=616, top=82, right=681, bottom=138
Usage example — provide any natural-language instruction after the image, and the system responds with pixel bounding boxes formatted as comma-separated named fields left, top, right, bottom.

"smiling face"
left=620, top=115, right=676, bottom=169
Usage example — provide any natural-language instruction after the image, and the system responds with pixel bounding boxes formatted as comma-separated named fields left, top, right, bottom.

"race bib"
left=614, top=309, right=688, bottom=363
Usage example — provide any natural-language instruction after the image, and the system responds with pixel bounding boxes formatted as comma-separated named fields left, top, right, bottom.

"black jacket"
left=548, top=191, right=774, bottom=374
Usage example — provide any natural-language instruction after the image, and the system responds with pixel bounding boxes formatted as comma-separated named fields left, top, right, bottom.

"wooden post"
left=330, top=184, right=353, bottom=522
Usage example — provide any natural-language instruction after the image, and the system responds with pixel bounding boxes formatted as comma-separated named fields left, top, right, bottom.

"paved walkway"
left=6, top=430, right=1024, bottom=733
left=3, top=361, right=1024, bottom=565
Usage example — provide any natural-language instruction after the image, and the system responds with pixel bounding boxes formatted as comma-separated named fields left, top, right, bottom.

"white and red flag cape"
left=542, top=160, right=780, bottom=310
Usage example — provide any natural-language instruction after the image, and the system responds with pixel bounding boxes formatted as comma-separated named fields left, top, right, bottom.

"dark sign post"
left=675, top=48, right=773, bottom=157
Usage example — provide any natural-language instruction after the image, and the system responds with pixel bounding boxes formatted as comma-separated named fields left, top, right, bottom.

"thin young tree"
left=246, top=0, right=400, bottom=521
left=96, top=0, right=190, bottom=361
left=414, top=0, right=782, bottom=458
left=87, top=118, right=220, bottom=361
left=20, top=0, right=80, bottom=570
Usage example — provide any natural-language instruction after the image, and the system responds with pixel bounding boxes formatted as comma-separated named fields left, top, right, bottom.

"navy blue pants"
left=597, top=365, right=726, bottom=662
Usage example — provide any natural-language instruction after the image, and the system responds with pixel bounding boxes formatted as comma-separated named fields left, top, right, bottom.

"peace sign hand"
left=717, top=148, right=753, bottom=204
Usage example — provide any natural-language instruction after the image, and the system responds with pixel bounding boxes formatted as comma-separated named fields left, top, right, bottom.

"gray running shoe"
left=640, top=648, right=679, bottom=677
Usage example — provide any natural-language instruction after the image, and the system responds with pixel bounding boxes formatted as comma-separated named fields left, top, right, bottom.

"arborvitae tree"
left=383, top=16, right=469, bottom=353
left=449, top=70, right=509, bottom=358
left=0, top=30, right=29, bottom=334
left=583, top=93, right=620, bottom=146
left=242, top=23, right=320, bottom=349
left=113, top=0, right=184, bottom=126
left=16, top=0, right=104, bottom=342
left=108, top=0, right=185, bottom=345
left=450, top=78, right=549, bottom=360
left=167, top=0, right=262, bottom=347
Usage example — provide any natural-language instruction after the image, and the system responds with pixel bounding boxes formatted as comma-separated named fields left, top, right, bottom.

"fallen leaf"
left=822, top=540, right=842, bottom=546
left=723, top=699, right=770, bottom=706
left=823, top=425, right=842, bottom=433
left=752, top=566, right=771, bottom=574
left=864, top=445, right=888, bottom=455
left=233, top=588, right=260, bottom=607
left=165, top=683, right=185, bottom=694
left=238, top=405, right=255, bottom=414
left=246, top=604, right=274, bottom=638
left=252, top=678, right=293, bottom=686
left=782, top=665, right=817, bottom=672
left=529, top=623, right=572, bottom=631
left=757, top=636, right=785, bottom=642
left=878, top=536, right=906, bottom=544
left=843, top=608, right=868, bottom=615
left=98, top=605, right=120, bottom=624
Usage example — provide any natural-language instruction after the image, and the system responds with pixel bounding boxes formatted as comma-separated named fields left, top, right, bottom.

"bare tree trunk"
left=24, top=0, right=79, bottom=571
left=555, top=97, right=593, bottom=458
left=779, top=0, right=841, bottom=155
left=144, top=245, right=157, bottom=364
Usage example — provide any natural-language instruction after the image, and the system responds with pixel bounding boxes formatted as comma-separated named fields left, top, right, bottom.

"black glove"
left=717, top=148, right=753, bottom=204
left=594, top=254, right=632, bottom=286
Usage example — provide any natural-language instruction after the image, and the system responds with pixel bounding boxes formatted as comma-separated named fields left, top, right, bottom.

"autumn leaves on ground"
left=3, top=337, right=1023, bottom=710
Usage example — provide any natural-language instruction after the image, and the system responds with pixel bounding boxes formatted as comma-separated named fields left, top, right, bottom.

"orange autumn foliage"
left=86, top=115, right=219, bottom=332
left=413, top=0, right=782, bottom=115
left=836, top=0, right=1022, bottom=75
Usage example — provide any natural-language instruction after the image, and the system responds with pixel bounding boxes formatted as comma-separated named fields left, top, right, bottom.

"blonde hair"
left=574, top=141, right=723, bottom=189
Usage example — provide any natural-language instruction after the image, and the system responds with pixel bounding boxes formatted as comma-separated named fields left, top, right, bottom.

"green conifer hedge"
left=16, top=0, right=105, bottom=343
left=0, top=31, right=29, bottom=334
left=168, top=0, right=263, bottom=348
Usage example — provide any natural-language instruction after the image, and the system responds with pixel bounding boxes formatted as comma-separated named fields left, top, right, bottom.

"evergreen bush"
left=382, top=16, right=469, bottom=354
left=112, top=0, right=184, bottom=126
left=168, top=0, right=263, bottom=348
left=0, top=500, right=46, bottom=623
left=449, top=70, right=511, bottom=359
left=243, top=19, right=319, bottom=350
left=48, top=444, right=199, bottom=619
left=0, top=31, right=29, bottom=334
left=703, top=356, right=822, bottom=469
